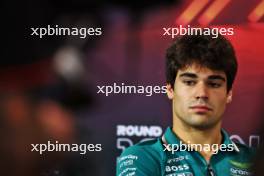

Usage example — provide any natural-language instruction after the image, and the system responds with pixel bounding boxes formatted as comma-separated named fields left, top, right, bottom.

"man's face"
left=167, top=63, right=232, bottom=129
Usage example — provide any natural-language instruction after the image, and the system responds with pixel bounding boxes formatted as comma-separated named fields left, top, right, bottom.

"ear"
left=226, top=90, right=232, bottom=104
left=166, top=84, right=174, bottom=100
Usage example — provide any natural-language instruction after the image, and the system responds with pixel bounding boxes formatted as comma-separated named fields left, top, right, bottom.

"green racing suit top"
left=116, top=127, right=255, bottom=176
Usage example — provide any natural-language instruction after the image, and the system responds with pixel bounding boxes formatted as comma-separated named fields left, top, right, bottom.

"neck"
left=172, top=116, right=222, bottom=162
left=172, top=120, right=222, bottom=145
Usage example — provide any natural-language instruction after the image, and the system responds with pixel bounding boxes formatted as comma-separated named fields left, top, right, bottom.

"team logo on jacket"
left=165, top=164, right=193, bottom=176
left=176, top=172, right=193, bottom=176
left=166, top=172, right=193, bottom=176
left=229, top=160, right=252, bottom=176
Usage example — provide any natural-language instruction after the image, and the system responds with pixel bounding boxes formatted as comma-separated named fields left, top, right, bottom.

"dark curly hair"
left=165, top=33, right=237, bottom=92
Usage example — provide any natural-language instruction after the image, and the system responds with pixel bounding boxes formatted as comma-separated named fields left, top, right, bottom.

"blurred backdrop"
left=1, top=0, right=264, bottom=175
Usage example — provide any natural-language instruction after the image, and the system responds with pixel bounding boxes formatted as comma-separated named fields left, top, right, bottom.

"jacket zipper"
left=207, top=164, right=216, bottom=176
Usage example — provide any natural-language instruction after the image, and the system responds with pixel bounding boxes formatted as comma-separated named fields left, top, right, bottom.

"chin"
left=186, top=118, right=218, bottom=129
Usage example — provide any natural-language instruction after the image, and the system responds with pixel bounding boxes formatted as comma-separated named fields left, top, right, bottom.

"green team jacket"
left=116, top=127, right=255, bottom=176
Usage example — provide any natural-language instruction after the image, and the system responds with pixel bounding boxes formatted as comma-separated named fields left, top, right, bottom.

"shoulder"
left=116, top=138, right=164, bottom=176
left=234, top=142, right=256, bottom=156
left=230, top=142, right=256, bottom=163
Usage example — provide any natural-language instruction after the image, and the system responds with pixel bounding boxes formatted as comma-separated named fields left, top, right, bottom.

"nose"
left=195, top=82, right=209, bottom=100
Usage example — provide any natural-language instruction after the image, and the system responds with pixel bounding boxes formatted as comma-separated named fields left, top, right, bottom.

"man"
left=116, top=33, right=255, bottom=176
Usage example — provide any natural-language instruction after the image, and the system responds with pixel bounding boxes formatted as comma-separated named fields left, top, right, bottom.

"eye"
left=183, top=80, right=196, bottom=86
left=208, top=82, right=221, bottom=88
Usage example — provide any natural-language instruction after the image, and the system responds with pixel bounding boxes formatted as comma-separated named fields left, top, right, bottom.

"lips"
left=190, top=105, right=212, bottom=112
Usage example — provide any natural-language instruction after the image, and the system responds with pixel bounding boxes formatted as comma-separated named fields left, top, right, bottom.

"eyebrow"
left=179, top=73, right=226, bottom=81
left=179, top=73, right=197, bottom=78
